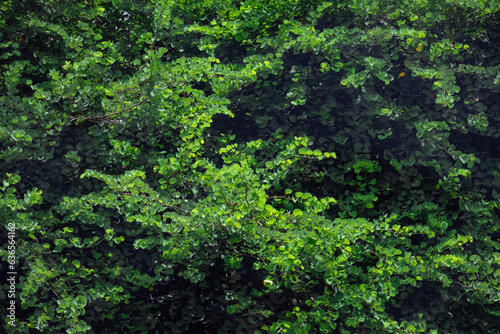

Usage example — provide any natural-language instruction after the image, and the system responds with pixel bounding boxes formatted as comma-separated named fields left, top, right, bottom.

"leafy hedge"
left=1, top=0, right=500, bottom=333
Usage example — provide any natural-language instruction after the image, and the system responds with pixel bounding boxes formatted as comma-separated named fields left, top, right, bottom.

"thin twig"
left=70, top=95, right=153, bottom=122
left=228, top=202, right=237, bottom=215
left=267, top=196, right=290, bottom=200
left=122, top=192, right=188, bottom=213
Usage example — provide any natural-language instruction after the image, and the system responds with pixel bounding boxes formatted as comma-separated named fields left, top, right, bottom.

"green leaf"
left=72, top=260, right=81, bottom=268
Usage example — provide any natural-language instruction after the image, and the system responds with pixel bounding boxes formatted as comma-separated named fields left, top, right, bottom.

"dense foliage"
left=1, top=0, right=500, bottom=333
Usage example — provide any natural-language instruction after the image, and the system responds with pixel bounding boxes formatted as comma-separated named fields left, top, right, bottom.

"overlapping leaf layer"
left=1, top=0, right=500, bottom=333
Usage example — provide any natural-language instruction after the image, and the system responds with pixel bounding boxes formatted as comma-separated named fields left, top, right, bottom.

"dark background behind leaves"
left=1, top=0, right=500, bottom=333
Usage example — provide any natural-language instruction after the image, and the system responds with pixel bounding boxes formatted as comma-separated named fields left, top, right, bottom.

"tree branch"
left=122, top=192, right=188, bottom=214
left=70, top=95, right=153, bottom=123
